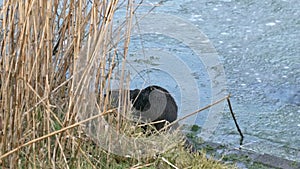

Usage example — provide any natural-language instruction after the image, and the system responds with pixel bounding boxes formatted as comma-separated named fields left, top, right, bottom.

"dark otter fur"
left=104, top=85, right=178, bottom=131
left=105, top=86, right=196, bottom=151
left=129, top=85, right=178, bottom=131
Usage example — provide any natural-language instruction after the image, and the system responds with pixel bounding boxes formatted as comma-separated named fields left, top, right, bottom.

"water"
left=115, top=0, right=300, bottom=163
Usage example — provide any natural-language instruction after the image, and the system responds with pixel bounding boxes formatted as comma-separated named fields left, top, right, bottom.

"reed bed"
left=0, top=0, right=234, bottom=168
left=0, top=0, right=128, bottom=167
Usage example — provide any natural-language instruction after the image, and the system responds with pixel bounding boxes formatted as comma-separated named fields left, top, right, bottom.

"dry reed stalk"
left=0, top=0, right=135, bottom=168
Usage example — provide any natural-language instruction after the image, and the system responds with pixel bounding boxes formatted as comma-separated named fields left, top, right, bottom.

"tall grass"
left=0, top=0, right=235, bottom=168
left=0, top=0, right=132, bottom=168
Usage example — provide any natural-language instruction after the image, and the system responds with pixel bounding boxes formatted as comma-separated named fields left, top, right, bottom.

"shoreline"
left=196, top=141, right=300, bottom=169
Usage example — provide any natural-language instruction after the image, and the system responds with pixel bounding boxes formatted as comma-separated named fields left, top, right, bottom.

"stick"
left=162, top=95, right=229, bottom=131
left=161, top=157, right=179, bottom=169
left=226, top=95, right=244, bottom=145
left=0, top=109, right=116, bottom=160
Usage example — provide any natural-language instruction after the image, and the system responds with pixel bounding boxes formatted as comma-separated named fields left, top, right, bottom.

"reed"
left=0, top=0, right=234, bottom=168
left=0, top=0, right=128, bottom=168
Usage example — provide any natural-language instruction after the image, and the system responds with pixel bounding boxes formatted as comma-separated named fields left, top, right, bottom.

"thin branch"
left=226, top=95, right=244, bottom=145
left=0, top=108, right=116, bottom=160
left=162, top=95, right=229, bottom=131
left=161, top=157, right=179, bottom=169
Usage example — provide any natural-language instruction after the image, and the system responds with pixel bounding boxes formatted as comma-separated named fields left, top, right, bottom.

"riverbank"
left=192, top=140, right=300, bottom=169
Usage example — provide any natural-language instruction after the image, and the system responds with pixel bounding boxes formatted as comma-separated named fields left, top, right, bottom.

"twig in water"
left=162, top=94, right=244, bottom=146
left=226, top=95, right=244, bottom=146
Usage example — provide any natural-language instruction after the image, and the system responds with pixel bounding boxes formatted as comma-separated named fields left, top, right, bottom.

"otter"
left=104, top=86, right=196, bottom=151
left=104, top=85, right=178, bottom=132
left=129, top=85, right=178, bottom=131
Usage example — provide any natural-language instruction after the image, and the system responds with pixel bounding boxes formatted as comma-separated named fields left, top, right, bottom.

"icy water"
left=115, top=0, right=300, bottom=163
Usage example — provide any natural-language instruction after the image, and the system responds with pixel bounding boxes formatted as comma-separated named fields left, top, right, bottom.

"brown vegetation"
left=0, top=0, right=234, bottom=168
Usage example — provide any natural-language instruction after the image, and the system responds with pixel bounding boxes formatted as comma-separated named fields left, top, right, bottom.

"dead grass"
left=0, top=0, right=235, bottom=168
